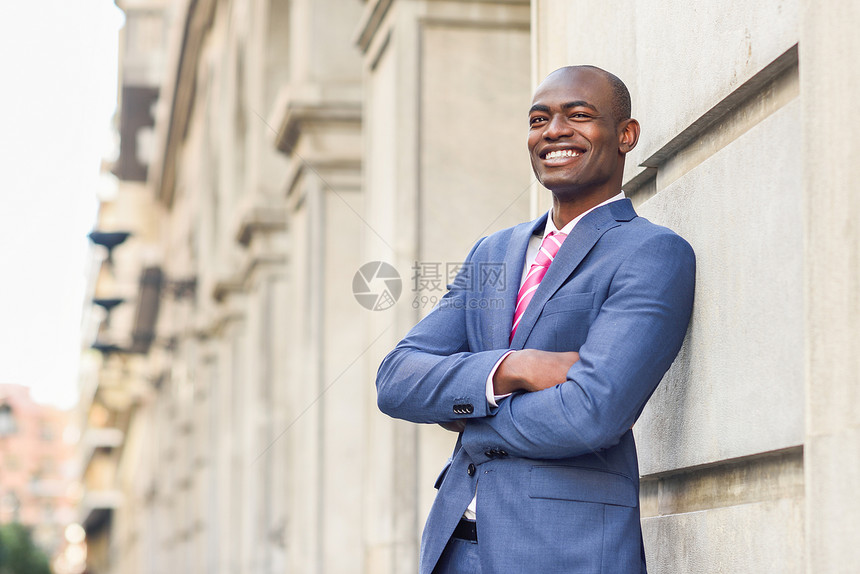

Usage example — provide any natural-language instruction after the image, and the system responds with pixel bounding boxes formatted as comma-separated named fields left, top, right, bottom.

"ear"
left=617, top=118, right=640, bottom=154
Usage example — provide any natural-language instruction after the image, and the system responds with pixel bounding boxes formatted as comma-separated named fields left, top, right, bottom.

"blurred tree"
left=0, top=523, right=51, bottom=574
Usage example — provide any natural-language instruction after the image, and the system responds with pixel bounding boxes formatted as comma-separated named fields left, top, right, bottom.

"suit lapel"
left=509, top=199, right=636, bottom=349
left=482, top=214, right=547, bottom=351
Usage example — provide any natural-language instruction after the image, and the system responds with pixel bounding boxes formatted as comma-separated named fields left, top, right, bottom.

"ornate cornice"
left=274, top=101, right=362, bottom=155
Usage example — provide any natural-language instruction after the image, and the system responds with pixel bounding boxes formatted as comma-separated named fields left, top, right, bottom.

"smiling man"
left=376, top=66, right=696, bottom=573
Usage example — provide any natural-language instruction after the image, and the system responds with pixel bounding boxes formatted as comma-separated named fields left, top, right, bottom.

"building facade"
left=78, top=0, right=860, bottom=573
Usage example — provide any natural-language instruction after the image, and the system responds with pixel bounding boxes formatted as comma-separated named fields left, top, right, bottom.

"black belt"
left=452, top=518, right=477, bottom=542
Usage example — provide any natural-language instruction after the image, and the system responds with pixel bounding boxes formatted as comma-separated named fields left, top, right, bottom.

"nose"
left=543, top=113, right=573, bottom=140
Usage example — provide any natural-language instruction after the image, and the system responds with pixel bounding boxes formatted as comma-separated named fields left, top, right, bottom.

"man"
left=376, top=65, right=695, bottom=573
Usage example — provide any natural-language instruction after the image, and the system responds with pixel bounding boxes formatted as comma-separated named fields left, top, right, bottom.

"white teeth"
left=546, top=149, right=580, bottom=159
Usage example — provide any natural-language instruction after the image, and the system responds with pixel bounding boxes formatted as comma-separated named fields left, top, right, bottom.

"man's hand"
left=437, top=350, right=579, bottom=432
left=492, top=349, right=580, bottom=395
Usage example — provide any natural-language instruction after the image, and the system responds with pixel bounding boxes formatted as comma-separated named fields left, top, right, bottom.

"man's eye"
left=570, top=113, right=590, bottom=119
left=529, top=117, right=546, bottom=125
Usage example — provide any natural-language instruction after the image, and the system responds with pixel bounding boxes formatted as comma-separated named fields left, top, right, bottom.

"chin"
left=537, top=168, right=586, bottom=191
left=539, top=179, right=584, bottom=196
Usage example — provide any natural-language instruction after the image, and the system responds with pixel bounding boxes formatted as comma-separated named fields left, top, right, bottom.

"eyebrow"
left=528, top=100, right=599, bottom=114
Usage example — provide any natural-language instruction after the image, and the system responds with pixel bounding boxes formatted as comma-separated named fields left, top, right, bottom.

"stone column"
left=271, top=0, right=365, bottom=572
left=800, top=2, right=860, bottom=572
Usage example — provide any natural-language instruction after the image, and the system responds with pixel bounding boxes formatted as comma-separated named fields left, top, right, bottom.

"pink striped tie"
left=510, top=231, right=567, bottom=342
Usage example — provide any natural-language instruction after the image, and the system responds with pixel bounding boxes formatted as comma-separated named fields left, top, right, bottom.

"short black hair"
left=555, top=65, right=632, bottom=123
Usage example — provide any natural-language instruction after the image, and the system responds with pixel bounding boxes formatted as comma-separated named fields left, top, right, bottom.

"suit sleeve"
left=461, top=232, right=696, bottom=461
left=375, top=238, right=512, bottom=424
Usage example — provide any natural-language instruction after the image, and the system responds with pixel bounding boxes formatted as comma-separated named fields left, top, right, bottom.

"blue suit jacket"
left=376, top=199, right=695, bottom=573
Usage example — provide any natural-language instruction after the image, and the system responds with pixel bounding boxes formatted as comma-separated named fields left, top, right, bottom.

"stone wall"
left=533, top=0, right=860, bottom=572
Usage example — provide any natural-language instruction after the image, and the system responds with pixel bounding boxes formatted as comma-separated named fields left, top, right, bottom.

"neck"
left=551, top=189, right=620, bottom=229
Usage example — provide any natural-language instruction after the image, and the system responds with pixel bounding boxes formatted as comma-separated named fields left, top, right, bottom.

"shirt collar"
left=542, top=190, right=626, bottom=237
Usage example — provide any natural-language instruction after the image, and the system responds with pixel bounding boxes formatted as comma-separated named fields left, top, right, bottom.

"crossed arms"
left=376, top=231, right=695, bottom=460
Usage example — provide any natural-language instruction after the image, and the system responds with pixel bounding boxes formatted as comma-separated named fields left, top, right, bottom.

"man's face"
left=527, top=68, right=625, bottom=198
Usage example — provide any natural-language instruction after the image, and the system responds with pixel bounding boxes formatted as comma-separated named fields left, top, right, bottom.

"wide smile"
left=539, top=147, right=585, bottom=167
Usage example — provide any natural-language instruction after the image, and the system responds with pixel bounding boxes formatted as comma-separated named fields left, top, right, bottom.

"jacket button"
left=467, top=463, right=476, bottom=477
left=499, top=450, right=508, bottom=457
left=484, top=450, right=493, bottom=458
left=453, top=403, right=474, bottom=415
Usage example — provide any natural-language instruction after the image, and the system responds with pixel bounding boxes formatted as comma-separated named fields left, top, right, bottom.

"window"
left=39, top=421, right=54, bottom=441
left=0, top=403, right=17, bottom=436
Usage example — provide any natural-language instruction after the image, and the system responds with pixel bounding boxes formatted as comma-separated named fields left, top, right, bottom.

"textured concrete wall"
left=638, top=89, right=803, bottom=473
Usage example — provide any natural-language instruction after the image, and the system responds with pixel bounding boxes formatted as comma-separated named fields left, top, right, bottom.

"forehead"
left=530, top=68, right=613, bottom=111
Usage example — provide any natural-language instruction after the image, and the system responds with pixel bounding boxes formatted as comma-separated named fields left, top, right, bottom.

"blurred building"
left=77, top=0, right=860, bottom=573
left=0, top=384, right=78, bottom=563
left=77, top=1, right=169, bottom=573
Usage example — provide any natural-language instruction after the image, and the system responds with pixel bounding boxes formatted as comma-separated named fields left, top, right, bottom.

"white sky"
left=0, top=2, right=123, bottom=408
